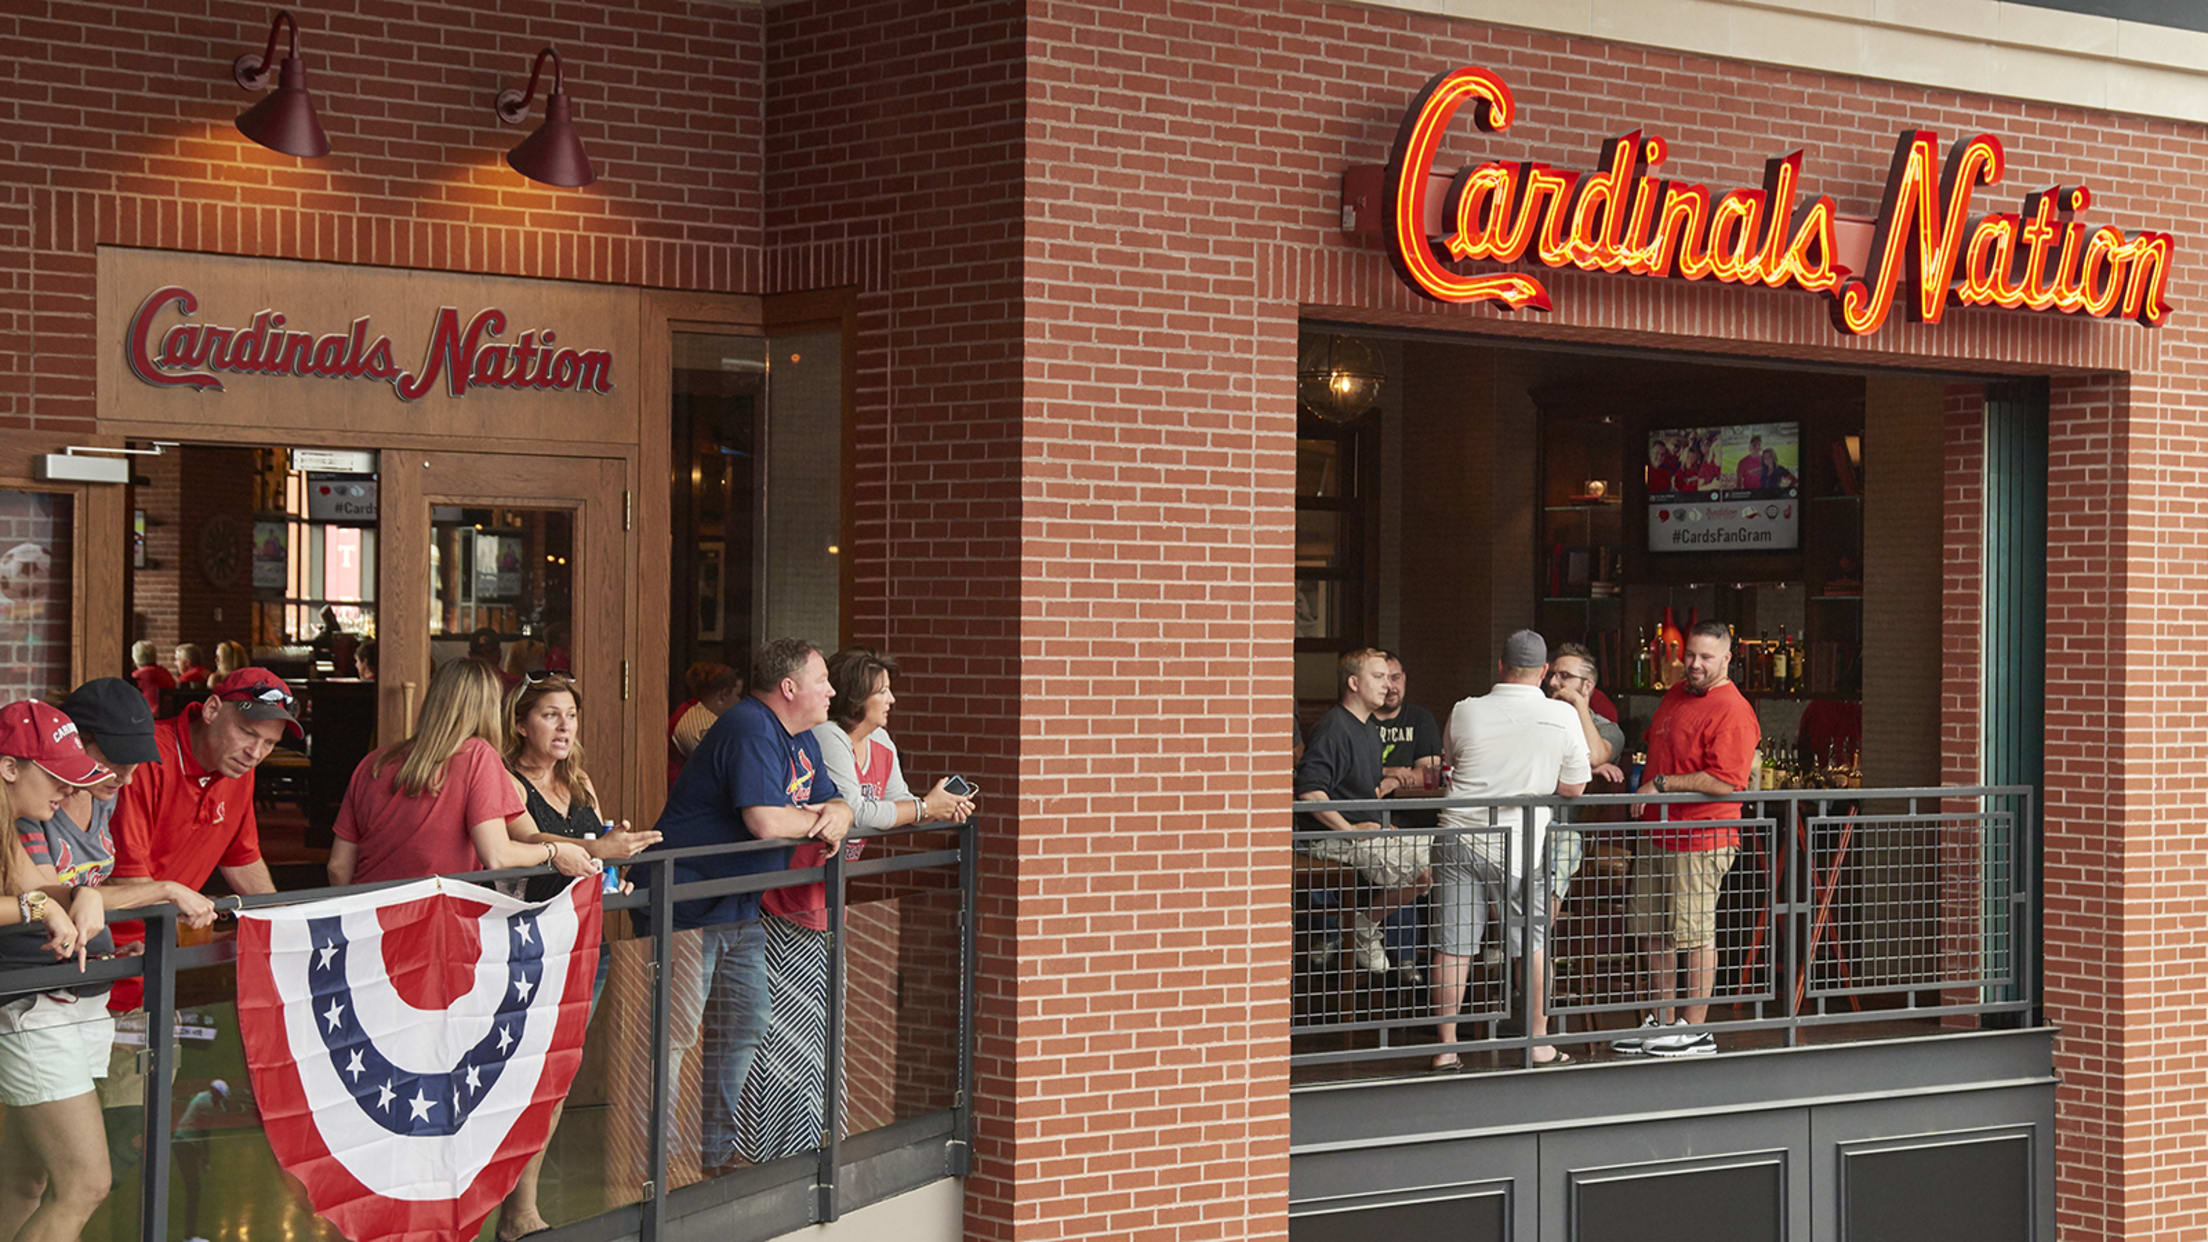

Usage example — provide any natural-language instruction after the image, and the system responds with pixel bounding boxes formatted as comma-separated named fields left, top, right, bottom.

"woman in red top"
left=325, top=659, right=598, bottom=887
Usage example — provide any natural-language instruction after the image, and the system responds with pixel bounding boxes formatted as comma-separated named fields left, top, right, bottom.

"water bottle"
left=598, top=821, right=620, bottom=894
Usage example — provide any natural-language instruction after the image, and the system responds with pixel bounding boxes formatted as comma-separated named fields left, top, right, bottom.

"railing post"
left=138, top=912, right=176, bottom=1242
left=1520, top=806, right=1535, bottom=1069
left=815, top=844, right=847, bottom=1223
left=1782, top=797, right=1800, bottom=1047
left=643, top=858, right=673, bottom=1242
left=953, top=817, right=976, bottom=1176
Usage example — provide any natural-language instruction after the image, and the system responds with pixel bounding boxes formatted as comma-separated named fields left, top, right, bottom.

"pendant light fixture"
left=232, top=9, right=331, bottom=158
left=493, top=47, right=596, bottom=187
left=1296, top=333, right=1387, bottom=425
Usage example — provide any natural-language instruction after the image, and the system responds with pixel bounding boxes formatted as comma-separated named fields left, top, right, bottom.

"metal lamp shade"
left=505, top=92, right=595, bottom=187
left=235, top=55, right=330, bottom=158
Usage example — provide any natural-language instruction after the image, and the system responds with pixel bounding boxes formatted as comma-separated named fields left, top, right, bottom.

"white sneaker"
left=1352, top=915, right=1392, bottom=974
left=1645, top=1023, right=1717, bottom=1057
left=1609, top=1013, right=1663, bottom=1055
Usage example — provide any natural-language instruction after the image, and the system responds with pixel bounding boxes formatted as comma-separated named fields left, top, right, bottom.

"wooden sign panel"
left=97, top=248, right=640, bottom=445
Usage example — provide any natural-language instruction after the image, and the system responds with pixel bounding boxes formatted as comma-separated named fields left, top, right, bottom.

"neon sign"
left=1383, top=66, right=2175, bottom=334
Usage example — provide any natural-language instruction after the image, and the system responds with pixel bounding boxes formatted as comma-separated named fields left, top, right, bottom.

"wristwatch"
left=1654, top=773, right=1668, bottom=793
left=18, top=891, right=49, bottom=925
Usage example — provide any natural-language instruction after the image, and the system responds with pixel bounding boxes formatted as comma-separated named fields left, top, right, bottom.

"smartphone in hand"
left=942, top=775, right=977, bottom=799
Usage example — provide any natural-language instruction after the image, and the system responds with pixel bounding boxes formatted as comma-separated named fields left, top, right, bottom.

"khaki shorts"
left=1306, top=830, right=1431, bottom=889
left=1626, top=844, right=1738, bottom=950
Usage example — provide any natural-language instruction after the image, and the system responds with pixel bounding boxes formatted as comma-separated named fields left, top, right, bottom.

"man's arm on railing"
left=1642, top=771, right=1742, bottom=796
left=743, top=803, right=839, bottom=842
left=1295, top=788, right=1380, bottom=834
left=220, top=858, right=278, bottom=896
left=1555, top=779, right=1588, bottom=797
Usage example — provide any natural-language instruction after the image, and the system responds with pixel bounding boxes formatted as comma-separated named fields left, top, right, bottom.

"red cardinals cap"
left=213, top=668, right=304, bottom=739
left=0, top=699, right=112, bottom=787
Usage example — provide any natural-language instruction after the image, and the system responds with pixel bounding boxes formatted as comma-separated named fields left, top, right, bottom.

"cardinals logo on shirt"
left=236, top=877, right=601, bottom=1242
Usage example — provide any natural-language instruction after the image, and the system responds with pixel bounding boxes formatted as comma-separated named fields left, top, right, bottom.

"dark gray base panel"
left=1291, top=1030, right=2056, bottom=1242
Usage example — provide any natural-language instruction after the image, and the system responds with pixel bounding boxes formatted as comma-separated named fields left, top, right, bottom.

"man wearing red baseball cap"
left=108, top=668, right=299, bottom=1006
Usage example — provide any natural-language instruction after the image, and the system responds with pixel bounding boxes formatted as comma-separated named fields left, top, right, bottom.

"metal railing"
left=1290, top=787, right=2036, bottom=1070
left=0, top=818, right=978, bottom=1242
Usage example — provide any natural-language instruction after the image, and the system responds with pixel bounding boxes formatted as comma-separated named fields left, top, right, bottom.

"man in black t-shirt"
left=1295, top=648, right=1432, bottom=974
left=1373, top=652, right=1444, bottom=828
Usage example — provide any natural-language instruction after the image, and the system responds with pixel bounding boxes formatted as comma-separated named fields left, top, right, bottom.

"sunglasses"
left=221, top=685, right=295, bottom=707
left=522, top=670, right=576, bottom=686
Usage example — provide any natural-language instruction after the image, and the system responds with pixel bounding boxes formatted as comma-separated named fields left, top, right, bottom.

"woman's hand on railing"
left=40, top=895, right=86, bottom=969
left=163, top=883, right=219, bottom=930
left=591, top=821, right=663, bottom=860
left=549, top=840, right=601, bottom=878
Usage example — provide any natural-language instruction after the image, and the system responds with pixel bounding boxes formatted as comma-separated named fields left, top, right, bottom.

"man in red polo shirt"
left=108, top=668, right=298, bottom=1006
left=1615, top=620, right=1759, bottom=1058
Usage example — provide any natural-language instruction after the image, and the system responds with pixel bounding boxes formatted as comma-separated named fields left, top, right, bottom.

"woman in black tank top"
left=496, top=672, right=659, bottom=1242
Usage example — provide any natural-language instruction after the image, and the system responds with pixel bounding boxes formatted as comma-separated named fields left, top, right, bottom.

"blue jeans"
left=698, top=919, right=769, bottom=1166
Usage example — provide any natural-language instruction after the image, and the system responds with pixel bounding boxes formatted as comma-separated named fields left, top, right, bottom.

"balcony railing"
left=0, top=819, right=977, bottom=1242
left=1291, top=787, right=2036, bottom=1074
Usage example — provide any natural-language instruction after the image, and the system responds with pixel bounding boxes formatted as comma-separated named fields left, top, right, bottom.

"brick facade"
left=0, top=1, right=2201, bottom=1239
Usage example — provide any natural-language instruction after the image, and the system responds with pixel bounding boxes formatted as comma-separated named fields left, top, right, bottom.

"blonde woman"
left=213, top=641, right=250, bottom=682
left=326, top=659, right=597, bottom=886
left=502, top=639, right=548, bottom=693
left=493, top=672, right=658, bottom=1242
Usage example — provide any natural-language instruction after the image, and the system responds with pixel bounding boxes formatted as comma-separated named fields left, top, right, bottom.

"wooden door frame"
left=635, top=290, right=764, bottom=831
left=0, top=429, right=128, bottom=694
left=393, top=451, right=633, bottom=813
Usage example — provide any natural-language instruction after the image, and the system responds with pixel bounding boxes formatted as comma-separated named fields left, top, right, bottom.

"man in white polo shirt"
left=1429, top=630, right=1590, bottom=1069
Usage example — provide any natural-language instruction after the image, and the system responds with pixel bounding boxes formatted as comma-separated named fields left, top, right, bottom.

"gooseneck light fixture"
left=232, top=9, right=330, bottom=158
left=493, top=47, right=596, bottom=187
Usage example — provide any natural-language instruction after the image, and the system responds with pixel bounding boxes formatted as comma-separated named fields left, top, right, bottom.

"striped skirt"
left=733, top=915, right=843, bottom=1162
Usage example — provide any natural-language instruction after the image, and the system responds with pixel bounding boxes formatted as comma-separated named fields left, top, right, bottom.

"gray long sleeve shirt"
left=808, top=723, right=914, bottom=831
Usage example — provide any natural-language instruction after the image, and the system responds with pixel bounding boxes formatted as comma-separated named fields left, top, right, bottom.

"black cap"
left=57, top=677, right=158, bottom=767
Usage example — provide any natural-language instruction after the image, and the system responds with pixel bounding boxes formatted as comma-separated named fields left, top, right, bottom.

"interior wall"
left=1863, top=376, right=1949, bottom=788
left=1395, top=340, right=1498, bottom=709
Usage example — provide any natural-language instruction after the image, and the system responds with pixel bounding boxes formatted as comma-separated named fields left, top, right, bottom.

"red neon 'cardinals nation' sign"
left=1385, top=66, right=2176, bottom=334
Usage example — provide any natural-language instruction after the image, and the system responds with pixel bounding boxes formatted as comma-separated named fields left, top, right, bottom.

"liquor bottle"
left=1791, top=633, right=1808, bottom=694
left=1634, top=626, right=1655, bottom=689
left=1659, top=606, right=1685, bottom=685
left=1771, top=627, right=1790, bottom=693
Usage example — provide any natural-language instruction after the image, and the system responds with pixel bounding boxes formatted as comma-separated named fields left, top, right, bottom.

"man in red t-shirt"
left=1615, top=621, right=1759, bottom=1058
left=108, top=668, right=299, bottom=1008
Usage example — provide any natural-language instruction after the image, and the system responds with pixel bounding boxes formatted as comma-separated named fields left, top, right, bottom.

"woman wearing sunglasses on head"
left=493, top=670, right=659, bottom=1242
left=325, top=659, right=600, bottom=887
left=0, top=682, right=218, bottom=1242
left=731, top=647, right=975, bottom=1162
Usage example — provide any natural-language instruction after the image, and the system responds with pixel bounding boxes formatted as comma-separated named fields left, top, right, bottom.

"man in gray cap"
left=1428, top=630, right=1590, bottom=1069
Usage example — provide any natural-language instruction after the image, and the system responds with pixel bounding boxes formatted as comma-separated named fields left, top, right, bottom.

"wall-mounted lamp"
left=493, top=47, right=595, bottom=187
left=232, top=10, right=330, bottom=158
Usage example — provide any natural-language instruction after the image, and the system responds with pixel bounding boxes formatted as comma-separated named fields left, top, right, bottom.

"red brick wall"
left=760, top=0, right=1028, bottom=1234
left=1011, top=2, right=2188, bottom=1239
left=0, top=0, right=766, bottom=434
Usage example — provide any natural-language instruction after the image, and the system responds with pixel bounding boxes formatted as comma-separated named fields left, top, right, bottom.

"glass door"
left=388, top=451, right=633, bottom=816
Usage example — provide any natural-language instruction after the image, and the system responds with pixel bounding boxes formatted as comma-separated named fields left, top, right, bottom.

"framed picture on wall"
left=693, top=444, right=731, bottom=537
left=696, top=539, right=726, bottom=642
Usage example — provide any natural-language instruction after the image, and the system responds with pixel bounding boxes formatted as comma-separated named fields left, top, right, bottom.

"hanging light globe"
left=1297, top=333, right=1386, bottom=424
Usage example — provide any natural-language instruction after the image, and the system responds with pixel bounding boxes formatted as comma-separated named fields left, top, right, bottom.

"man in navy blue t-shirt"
left=651, top=637, right=851, bottom=1169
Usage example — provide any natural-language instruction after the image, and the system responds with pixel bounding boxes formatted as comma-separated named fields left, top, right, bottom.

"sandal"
left=1429, top=1054, right=1464, bottom=1072
left=1531, top=1049, right=1573, bottom=1067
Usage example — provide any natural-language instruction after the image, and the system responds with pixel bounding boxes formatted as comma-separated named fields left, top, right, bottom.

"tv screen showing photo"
left=1645, top=421, right=1801, bottom=552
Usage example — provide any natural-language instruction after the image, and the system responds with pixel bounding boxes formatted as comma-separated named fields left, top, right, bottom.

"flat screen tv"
left=1645, top=421, right=1801, bottom=552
